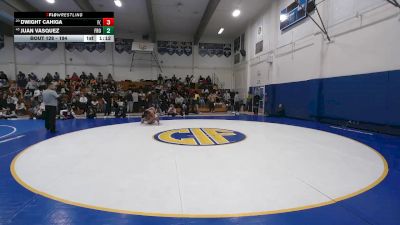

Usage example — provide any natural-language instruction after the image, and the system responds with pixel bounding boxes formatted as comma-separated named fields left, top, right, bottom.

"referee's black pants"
left=45, top=105, right=57, bottom=133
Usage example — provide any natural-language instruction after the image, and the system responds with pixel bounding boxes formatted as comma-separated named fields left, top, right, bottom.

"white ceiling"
left=152, top=0, right=208, bottom=36
left=89, top=0, right=151, bottom=36
left=204, top=0, right=271, bottom=39
left=1, top=0, right=271, bottom=40
left=25, top=0, right=82, bottom=11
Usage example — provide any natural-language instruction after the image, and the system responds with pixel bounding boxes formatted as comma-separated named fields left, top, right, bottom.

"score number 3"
left=102, top=18, right=114, bottom=26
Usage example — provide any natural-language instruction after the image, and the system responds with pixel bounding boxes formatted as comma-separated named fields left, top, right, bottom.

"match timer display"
left=14, top=12, right=115, bottom=43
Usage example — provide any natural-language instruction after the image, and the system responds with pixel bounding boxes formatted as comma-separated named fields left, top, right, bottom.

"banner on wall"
left=115, top=38, right=134, bottom=54
left=14, top=42, right=57, bottom=51
left=255, top=40, right=263, bottom=54
left=240, top=33, right=245, bottom=51
left=255, top=25, right=264, bottom=54
left=234, top=53, right=240, bottom=64
left=157, top=41, right=192, bottom=56
left=0, top=35, right=4, bottom=50
left=65, top=42, right=105, bottom=52
left=198, top=43, right=231, bottom=57
left=95, top=43, right=106, bottom=53
left=256, top=24, right=263, bottom=43
left=234, top=37, right=240, bottom=53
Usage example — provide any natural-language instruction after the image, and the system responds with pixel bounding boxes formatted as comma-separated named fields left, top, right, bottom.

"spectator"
left=22, top=90, right=31, bottom=102
left=97, top=72, right=103, bottom=83
left=87, top=98, right=98, bottom=119
left=0, top=71, right=9, bottom=88
left=198, top=75, right=205, bottom=84
left=199, top=94, right=206, bottom=107
left=246, top=92, right=253, bottom=112
left=253, top=93, right=261, bottom=115
left=88, top=73, right=95, bottom=80
left=193, top=92, right=200, bottom=114
left=106, top=73, right=114, bottom=82
left=33, top=89, right=41, bottom=99
left=7, top=94, right=18, bottom=111
left=44, top=72, right=54, bottom=84
left=132, top=90, right=139, bottom=113
left=28, top=72, right=38, bottom=81
left=181, top=100, right=189, bottom=116
left=114, top=97, right=126, bottom=118
left=0, top=92, right=7, bottom=109
left=125, top=90, right=134, bottom=113
left=157, top=74, right=164, bottom=84
left=78, top=93, right=88, bottom=113
left=71, top=72, right=80, bottom=82
left=167, top=104, right=177, bottom=117
left=0, top=71, right=8, bottom=81
left=175, top=94, right=184, bottom=109
left=276, top=104, right=285, bottom=117
left=103, top=89, right=112, bottom=116
left=26, top=79, right=38, bottom=94
left=54, top=72, right=60, bottom=81
left=171, top=74, right=177, bottom=84
left=138, top=90, right=146, bottom=111
left=17, top=71, right=28, bottom=88
left=0, top=107, right=17, bottom=119
left=15, top=100, right=27, bottom=116
left=30, top=101, right=45, bottom=119
left=229, top=91, right=235, bottom=111
left=234, top=92, right=240, bottom=114
left=91, top=97, right=99, bottom=109
left=159, top=91, right=168, bottom=113
left=208, top=92, right=217, bottom=112
left=224, top=90, right=231, bottom=104
left=60, top=105, right=75, bottom=120
left=1, top=70, right=236, bottom=119
left=206, top=75, right=212, bottom=84
left=185, top=75, right=193, bottom=86
left=64, top=74, right=71, bottom=83
left=80, top=72, right=88, bottom=81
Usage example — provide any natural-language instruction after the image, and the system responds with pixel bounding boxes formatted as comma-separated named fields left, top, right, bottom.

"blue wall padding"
left=266, top=80, right=319, bottom=120
left=261, top=70, right=400, bottom=126
left=265, top=85, right=275, bottom=114
left=387, top=70, right=400, bottom=126
left=320, top=72, right=388, bottom=124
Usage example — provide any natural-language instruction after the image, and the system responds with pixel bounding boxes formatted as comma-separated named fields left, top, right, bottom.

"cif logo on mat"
left=154, top=128, right=246, bottom=146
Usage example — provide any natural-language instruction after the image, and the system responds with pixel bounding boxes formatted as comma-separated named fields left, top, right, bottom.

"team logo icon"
left=154, top=128, right=246, bottom=146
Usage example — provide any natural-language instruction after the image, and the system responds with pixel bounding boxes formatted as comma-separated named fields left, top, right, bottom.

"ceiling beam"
left=73, top=0, right=96, bottom=11
left=193, top=0, right=220, bottom=45
left=146, top=0, right=156, bottom=43
left=0, top=21, right=13, bottom=36
left=2, top=0, right=37, bottom=11
left=0, top=0, right=38, bottom=35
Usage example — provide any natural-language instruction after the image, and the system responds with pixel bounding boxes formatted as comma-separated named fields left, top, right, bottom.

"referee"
left=42, top=83, right=59, bottom=133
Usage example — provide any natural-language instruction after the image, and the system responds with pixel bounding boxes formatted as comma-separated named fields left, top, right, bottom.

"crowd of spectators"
left=0, top=70, right=244, bottom=120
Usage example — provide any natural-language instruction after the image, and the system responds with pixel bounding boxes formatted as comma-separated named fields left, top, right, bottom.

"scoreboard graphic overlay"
left=14, top=12, right=114, bottom=42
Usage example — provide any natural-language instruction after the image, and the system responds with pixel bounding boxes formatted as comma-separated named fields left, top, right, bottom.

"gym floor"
left=0, top=115, right=399, bottom=225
